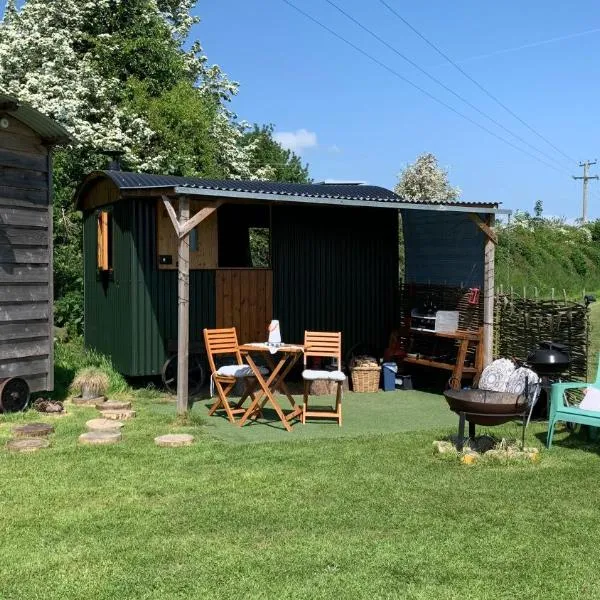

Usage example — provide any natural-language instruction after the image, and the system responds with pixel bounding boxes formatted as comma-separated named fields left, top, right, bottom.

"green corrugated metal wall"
left=129, top=200, right=215, bottom=376
left=272, top=205, right=398, bottom=356
left=84, top=199, right=397, bottom=375
left=83, top=201, right=134, bottom=372
left=84, top=199, right=215, bottom=377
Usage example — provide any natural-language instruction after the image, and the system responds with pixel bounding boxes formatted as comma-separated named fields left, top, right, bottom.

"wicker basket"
left=351, top=365, right=381, bottom=393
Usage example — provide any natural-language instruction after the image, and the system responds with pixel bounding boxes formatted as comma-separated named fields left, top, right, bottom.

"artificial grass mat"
left=1, top=390, right=599, bottom=599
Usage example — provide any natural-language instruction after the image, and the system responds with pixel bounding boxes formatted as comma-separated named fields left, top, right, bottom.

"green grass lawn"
left=1, top=390, right=600, bottom=600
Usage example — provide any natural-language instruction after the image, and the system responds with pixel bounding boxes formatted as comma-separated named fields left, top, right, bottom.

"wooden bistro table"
left=237, top=343, right=304, bottom=432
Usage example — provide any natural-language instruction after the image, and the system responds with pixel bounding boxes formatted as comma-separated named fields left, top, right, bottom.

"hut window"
left=97, top=210, right=113, bottom=271
left=218, top=205, right=271, bottom=268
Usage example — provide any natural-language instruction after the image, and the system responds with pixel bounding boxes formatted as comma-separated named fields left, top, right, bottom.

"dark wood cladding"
left=0, top=115, right=53, bottom=392
left=272, top=205, right=399, bottom=356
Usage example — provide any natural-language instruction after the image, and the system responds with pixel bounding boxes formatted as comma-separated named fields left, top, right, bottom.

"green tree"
left=0, top=0, right=310, bottom=334
left=243, top=125, right=311, bottom=183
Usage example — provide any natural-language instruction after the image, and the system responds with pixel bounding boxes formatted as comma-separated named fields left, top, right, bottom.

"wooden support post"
left=483, top=214, right=495, bottom=367
left=177, top=196, right=190, bottom=416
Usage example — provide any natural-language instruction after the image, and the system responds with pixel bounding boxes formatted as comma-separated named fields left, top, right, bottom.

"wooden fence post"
left=483, top=214, right=496, bottom=367
left=177, top=196, right=190, bottom=416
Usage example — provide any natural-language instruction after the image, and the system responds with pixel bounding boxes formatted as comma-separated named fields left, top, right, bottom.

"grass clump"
left=52, top=338, right=129, bottom=401
left=70, top=367, right=110, bottom=399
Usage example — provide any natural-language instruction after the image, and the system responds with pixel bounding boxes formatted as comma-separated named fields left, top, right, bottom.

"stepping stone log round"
left=154, top=434, right=194, bottom=448
left=7, top=438, right=50, bottom=453
left=86, top=418, right=124, bottom=432
left=96, top=400, right=131, bottom=411
left=102, top=409, right=136, bottom=421
left=73, top=395, right=106, bottom=406
left=12, top=423, right=54, bottom=438
left=79, top=431, right=122, bottom=446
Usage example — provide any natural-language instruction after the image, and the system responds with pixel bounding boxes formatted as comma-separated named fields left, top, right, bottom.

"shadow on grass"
left=534, top=425, right=600, bottom=455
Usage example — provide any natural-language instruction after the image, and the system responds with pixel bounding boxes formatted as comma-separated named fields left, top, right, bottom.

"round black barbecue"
left=0, top=377, right=30, bottom=413
left=526, top=341, right=571, bottom=419
left=527, top=341, right=570, bottom=376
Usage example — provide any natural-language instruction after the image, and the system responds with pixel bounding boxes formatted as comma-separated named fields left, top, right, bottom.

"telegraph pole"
left=572, top=160, right=598, bottom=223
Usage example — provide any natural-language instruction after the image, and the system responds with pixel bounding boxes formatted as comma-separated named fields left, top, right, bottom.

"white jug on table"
left=268, top=320, right=281, bottom=345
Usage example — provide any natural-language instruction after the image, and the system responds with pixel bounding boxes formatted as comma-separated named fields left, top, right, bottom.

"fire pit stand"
left=455, top=408, right=528, bottom=451
left=444, top=387, right=536, bottom=451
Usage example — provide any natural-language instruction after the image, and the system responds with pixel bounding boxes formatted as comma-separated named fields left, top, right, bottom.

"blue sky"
left=192, top=0, right=600, bottom=218
left=2, top=1, right=598, bottom=218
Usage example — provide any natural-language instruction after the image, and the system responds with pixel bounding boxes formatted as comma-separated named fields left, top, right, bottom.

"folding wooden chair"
left=203, top=328, right=267, bottom=423
left=301, top=331, right=346, bottom=426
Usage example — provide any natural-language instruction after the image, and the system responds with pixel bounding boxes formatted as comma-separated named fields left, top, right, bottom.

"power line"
left=323, top=0, right=571, bottom=173
left=377, top=0, right=579, bottom=166
left=280, top=0, right=569, bottom=176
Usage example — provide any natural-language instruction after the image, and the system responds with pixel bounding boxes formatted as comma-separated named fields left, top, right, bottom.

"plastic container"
left=382, top=362, right=398, bottom=391
left=395, top=375, right=413, bottom=391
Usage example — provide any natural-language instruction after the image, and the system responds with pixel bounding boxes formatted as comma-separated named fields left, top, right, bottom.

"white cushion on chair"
left=216, top=365, right=268, bottom=378
left=302, top=369, right=346, bottom=382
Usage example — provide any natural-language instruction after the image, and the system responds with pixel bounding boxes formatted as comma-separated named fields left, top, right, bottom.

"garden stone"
left=86, top=418, right=124, bottom=432
left=96, top=400, right=131, bottom=411
left=12, top=423, right=54, bottom=438
left=73, top=395, right=106, bottom=406
left=7, top=438, right=50, bottom=453
left=78, top=431, right=122, bottom=445
left=154, top=434, right=194, bottom=447
left=102, top=409, right=136, bottom=420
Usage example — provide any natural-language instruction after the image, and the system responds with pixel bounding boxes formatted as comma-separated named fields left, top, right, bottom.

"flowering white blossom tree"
left=395, top=153, right=461, bottom=202
left=0, top=0, right=304, bottom=332
left=0, top=0, right=264, bottom=177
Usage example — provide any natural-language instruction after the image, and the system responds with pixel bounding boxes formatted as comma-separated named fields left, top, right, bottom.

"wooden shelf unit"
left=405, top=326, right=483, bottom=390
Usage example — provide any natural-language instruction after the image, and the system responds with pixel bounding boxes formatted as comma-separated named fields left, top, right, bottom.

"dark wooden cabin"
left=0, top=94, right=70, bottom=392
left=74, top=170, right=503, bottom=382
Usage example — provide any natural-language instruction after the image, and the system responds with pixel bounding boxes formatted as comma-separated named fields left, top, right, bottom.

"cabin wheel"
left=0, top=377, right=30, bottom=413
left=161, top=353, right=206, bottom=396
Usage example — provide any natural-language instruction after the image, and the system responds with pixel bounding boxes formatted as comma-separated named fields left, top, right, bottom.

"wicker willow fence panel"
left=494, top=294, right=589, bottom=380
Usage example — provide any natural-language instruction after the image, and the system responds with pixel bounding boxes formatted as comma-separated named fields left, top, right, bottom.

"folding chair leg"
left=302, top=379, right=310, bottom=425
left=209, top=380, right=238, bottom=423
left=547, top=417, right=557, bottom=449
left=335, top=381, right=343, bottom=427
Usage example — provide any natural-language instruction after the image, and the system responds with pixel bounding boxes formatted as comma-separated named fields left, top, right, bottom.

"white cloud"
left=328, top=144, right=341, bottom=153
left=274, top=129, right=317, bottom=153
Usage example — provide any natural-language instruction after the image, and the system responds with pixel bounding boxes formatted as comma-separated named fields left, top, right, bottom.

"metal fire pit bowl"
left=444, top=389, right=528, bottom=426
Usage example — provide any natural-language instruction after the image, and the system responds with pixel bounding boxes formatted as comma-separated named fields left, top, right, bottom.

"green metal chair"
left=547, top=357, right=600, bottom=448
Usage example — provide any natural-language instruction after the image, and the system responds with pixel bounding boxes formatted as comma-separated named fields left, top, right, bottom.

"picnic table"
left=237, top=343, right=304, bottom=432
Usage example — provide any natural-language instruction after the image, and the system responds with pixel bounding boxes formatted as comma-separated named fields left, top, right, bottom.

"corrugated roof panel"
left=99, top=170, right=497, bottom=208
left=0, top=93, right=71, bottom=143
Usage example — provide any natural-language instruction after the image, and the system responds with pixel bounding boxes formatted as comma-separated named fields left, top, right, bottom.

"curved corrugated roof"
left=75, top=170, right=498, bottom=210
left=0, top=93, right=71, bottom=144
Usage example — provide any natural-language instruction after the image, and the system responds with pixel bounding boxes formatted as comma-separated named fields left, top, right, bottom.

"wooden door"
left=216, top=270, right=273, bottom=343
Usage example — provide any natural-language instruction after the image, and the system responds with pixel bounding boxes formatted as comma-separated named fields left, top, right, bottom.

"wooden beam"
left=178, top=202, right=221, bottom=238
left=469, top=213, right=498, bottom=244
left=176, top=196, right=190, bottom=416
left=482, top=214, right=496, bottom=367
left=161, top=195, right=181, bottom=236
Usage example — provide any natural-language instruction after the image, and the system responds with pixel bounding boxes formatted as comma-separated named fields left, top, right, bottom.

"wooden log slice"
left=6, top=438, right=50, bottom=453
left=78, top=431, right=122, bottom=445
left=73, top=395, right=106, bottom=406
left=12, top=422, right=54, bottom=438
left=101, top=409, right=136, bottom=420
left=86, top=418, right=124, bottom=432
left=154, top=434, right=194, bottom=448
left=96, top=400, right=131, bottom=411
